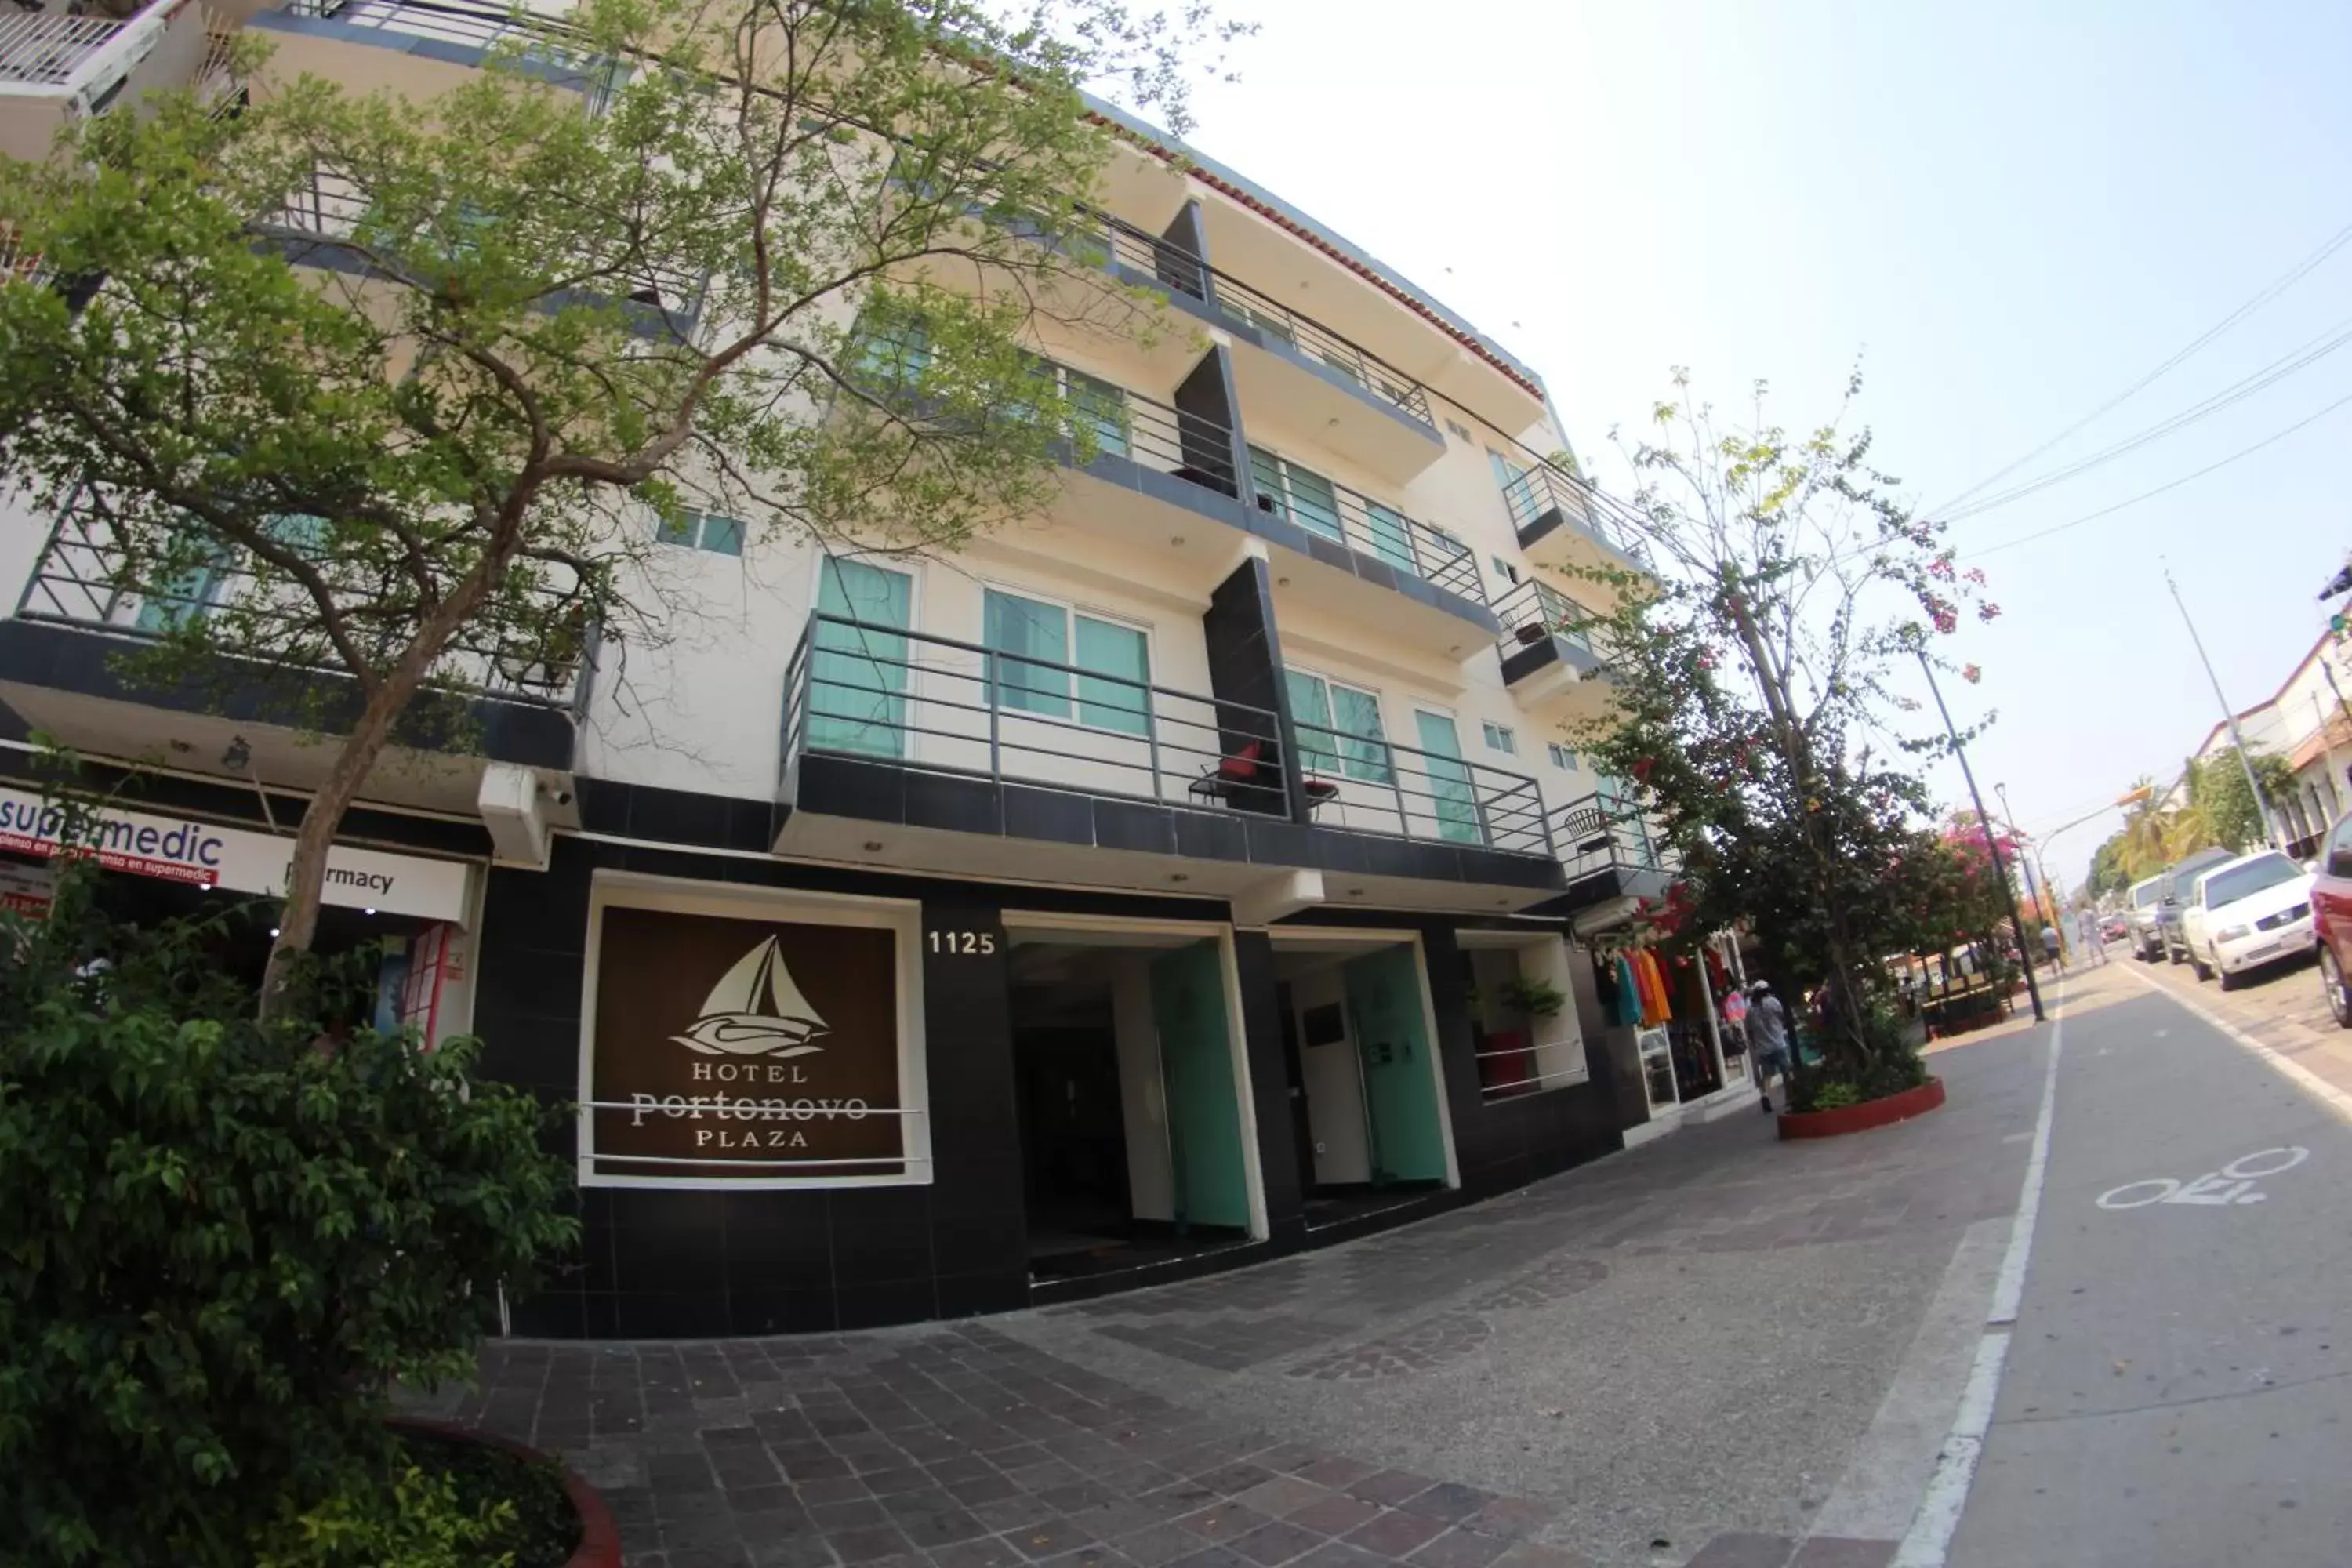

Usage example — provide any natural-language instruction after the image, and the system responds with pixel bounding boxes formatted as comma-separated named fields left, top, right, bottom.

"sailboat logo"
left=670, top=935, right=830, bottom=1058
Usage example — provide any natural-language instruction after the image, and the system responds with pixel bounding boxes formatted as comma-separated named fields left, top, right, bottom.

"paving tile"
left=930, top=1538, right=1034, bottom=1568
left=1228, top=1520, right=1327, bottom=1566
left=1342, top=1472, right=1433, bottom=1509
left=1342, top=1510, right=1448, bottom=1557
left=1175, top=1504, right=1276, bottom=1544
left=1115, top=1523, right=1223, bottom=1567
left=1406, top=1529, right=1510, bottom=1568
left=1682, top=1535, right=1798, bottom=1568
left=1283, top=1496, right=1380, bottom=1538
left=1286, top=1458, right=1377, bottom=1492
left=1787, top=1541, right=1896, bottom=1568
left=1396, top=1486, right=1493, bottom=1525
left=1233, top=1477, right=1337, bottom=1520
left=811, top=1499, right=895, bottom=1532
left=831, top=1528, right=921, bottom=1565
left=1004, top=1519, right=1102, bottom=1562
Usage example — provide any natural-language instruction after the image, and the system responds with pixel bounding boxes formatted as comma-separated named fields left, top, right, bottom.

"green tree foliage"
left=2085, top=829, right=2129, bottom=897
left=0, top=0, right=1242, bottom=1013
left=1567, top=369, right=1995, bottom=1088
left=2180, top=749, right=2296, bottom=855
left=0, top=819, right=578, bottom=1567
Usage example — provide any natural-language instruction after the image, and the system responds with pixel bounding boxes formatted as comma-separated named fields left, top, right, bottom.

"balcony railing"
left=782, top=614, right=1556, bottom=858
left=15, top=488, right=597, bottom=713
left=0, top=7, right=140, bottom=92
left=1093, top=211, right=1437, bottom=430
left=1552, top=791, right=1662, bottom=884
left=1493, top=576, right=1602, bottom=659
left=1098, top=382, right=1243, bottom=499
left=1248, top=466, right=1481, bottom=603
left=1501, top=463, right=1649, bottom=566
left=784, top=612, right=1292, bottom=817
left=259, top=162, right=705, bottom=323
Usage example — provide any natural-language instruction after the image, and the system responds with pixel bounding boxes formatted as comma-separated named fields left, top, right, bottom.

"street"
left=1941, top=949, right=2352, bottom=1567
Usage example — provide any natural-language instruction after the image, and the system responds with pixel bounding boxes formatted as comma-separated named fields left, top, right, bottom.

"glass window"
left=1365, top=501, right=1415, bottom=575
left=851, top=316, right=931, bottom=385
left=1073, top=614, right=1149, bottom=735
left=1490, top=555, right=1519, bottom=586
left=658, top=510, right=745, bottom=556
left=1249, top=446, right=1344, bottom=542
left=810, top=558, right=912, bottom=757
left=2202, top=854, right=2304, bottom=908
left=1482, top=721, right=1516, bottom=756
left=983, top=590, right=1070, bottom=717
left=1547, top=742, right=1578, bottom=771
left=1065, top=368, right=1130, bottom=459
left=1285, top=670, right=1390, bottom=782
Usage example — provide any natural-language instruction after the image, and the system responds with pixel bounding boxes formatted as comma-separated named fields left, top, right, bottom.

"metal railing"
left=1493, top=576, right=1596, bottom=652
left=0, top=8, right=130, bottom=88
left=15, top=487, right=597, bottom=713
left=259, top=162, right=704, bottom=321
left=1501, top=463, right=1649, bottom=565
left=783, top=612, right=1293, bottom=817
left=781, top=613, right=1556, bottom=858
left=1107, top=383, right=1243, bottom=499
left=1091, top=210, right=1437, bottom=429
left=1249, top=466, right=1480, bottom=601
left=281, top=0, right=627, bottom=111
left=1286, top=702, right=1552, bottom=855
left=1551, top=789, right=1661, bottom=883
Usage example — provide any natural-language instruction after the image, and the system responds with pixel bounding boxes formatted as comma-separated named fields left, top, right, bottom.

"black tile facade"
left=482, top=826, right=1619, bottom=1339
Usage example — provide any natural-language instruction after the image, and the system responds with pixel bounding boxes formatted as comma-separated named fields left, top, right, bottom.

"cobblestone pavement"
left=430, top=1026, right=2049, bottom=1568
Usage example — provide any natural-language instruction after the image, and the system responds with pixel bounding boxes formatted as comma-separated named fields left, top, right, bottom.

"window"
left=1547, top=742, right=1578, bottom=771
left=1445, top=418, right=1473, bottom=442
left=1481, top=721, right=1517, bottom=756
left=1011, top=356, right=1131, bottom=458
left=851, top=316, right=931, bottom=386
left=982, top=588, right=1150, bottom=735
left=1490, top=555, right=1520, bottom=586
left=1250, top=447, right=1343, bottom=542
left=1284, top=670, right=1390, bottom=782
left=657, top=510, right=745, bottom=557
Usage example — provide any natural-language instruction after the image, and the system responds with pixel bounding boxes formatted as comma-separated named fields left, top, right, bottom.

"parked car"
left=2125, top=875, right=2167, bottom=960
left=2311, top=812, right=2352, bottom=1025
left=2100, top=913, right=2129, bottom=943
left=2180, top=850, right=2315, bottom=989
left=2158, top=847, right=2236, bottom=964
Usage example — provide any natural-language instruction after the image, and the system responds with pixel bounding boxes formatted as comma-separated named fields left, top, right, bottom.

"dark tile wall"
left=1203, top=557, right=1305, bottom=818
left=479, top=839, right=1622, bottom=1338
left=1171, top=349, right=1247, bottom=495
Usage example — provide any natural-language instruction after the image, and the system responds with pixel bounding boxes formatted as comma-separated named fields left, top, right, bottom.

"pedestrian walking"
left=1748, top=980, right=1791, bottom=1113
left=2041, top=922, right=2062, bottom=971
left=2076, top=909, right=2107, bottom=967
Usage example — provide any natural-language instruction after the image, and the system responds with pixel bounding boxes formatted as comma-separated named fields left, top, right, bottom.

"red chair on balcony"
left=1186, top=739, right=1338, bottom=813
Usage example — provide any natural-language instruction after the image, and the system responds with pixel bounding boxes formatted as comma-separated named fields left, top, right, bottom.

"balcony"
left=1094, top=211, right=1446, bottom=486
left=777, top=615, right=1566, bottom=912
left=1493, top=578, right=1617, bottom=724
left=0, top=491, right=593, bottom=817
left=1503, top=464, right=1650, bottom=582
left=252, top=0, right=619, bottom=104
left=1543, top=792, right=1671, bottom=915
left=0, top=0, right=216, bottom=165
left=254, top=162, right=706, bottom=335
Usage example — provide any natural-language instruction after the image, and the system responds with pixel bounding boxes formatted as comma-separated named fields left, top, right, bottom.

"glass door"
left=809, top=558, right=913, bottom=757
left=1413, top=710, right=1482, bottom=845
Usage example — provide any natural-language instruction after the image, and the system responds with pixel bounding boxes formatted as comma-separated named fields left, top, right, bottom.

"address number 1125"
left=929, top=931, right=997, bottom=955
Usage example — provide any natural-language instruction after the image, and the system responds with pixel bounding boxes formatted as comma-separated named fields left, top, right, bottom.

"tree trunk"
left=256, top=572, right=504, bottom=1023
left=1722, top=590, right=1872, bottom=1076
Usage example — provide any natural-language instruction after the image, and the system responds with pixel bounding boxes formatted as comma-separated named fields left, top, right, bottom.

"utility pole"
left=1917, top=647, right=2045, bottom=1023
left=1997, top=782, right=2063, bottom=967
left=2166, top=564, right=2284, bottom=848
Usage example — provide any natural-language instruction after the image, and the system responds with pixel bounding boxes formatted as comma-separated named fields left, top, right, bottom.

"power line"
left=1961, top=386, right=2352, bottom=559
left=1929, top=216, right=2352, bottom=516
left=1942, top=311, right=2352, bottom=521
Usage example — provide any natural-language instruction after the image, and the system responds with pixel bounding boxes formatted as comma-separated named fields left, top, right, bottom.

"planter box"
left=384, top=1417, right=622, bottom=1568
left=1777, top=1075, right=1945, bottom=1141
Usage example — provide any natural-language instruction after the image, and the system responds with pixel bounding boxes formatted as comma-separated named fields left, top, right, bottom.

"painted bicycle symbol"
left=2096, top=1146, right=2309, bottom=1210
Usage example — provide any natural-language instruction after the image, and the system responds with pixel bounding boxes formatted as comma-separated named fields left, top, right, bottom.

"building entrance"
left=1269, top=933, right=1454, bottom=1231
left=1004, top=924, right=1256, bottom=1282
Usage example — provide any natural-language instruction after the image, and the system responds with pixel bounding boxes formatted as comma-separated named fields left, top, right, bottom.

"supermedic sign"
left=0, top=788, right=474, bottom=925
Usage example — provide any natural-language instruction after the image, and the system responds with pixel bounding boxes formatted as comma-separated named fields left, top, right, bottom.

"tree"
left=2179, top=749, right=2295, bottom=854
left=1569, top=368, right=1996, bottom=1090
left=0, top=0, right=1245, bottom=1014
left=2118, top=779, right=2176, bottom=880
left=2085, top=829, right=2129, bottom=898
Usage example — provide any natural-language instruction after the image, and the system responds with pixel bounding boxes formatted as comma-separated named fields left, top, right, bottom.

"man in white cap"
left=1748, top=980, right=1791, bottom=1112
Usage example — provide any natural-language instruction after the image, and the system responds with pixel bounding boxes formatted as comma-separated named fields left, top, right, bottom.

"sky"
left=1159, top=0, right=2352, bottom=890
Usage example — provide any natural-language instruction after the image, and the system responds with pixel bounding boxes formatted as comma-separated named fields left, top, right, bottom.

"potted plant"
left=1500, top=975, right=1567, bottom=1019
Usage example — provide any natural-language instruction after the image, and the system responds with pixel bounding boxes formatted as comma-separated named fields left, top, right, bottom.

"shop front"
left=0, top=782, right=482, bottom=1041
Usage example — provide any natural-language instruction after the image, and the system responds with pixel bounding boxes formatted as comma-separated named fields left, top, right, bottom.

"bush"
left=0, top=846, right=579, bottom=1567
left=250, top=1427, right=578, bottom=1568
left=1803, top=1081, right=1863, bottom=1112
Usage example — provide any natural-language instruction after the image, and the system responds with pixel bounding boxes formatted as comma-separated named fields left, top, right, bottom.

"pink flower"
left=1978, top=602, right=2002, bottom=622
left=1962, top=663, right=1981, bottom=684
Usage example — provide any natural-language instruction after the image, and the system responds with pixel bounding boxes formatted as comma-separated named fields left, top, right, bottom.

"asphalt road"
left=1945, top=961, right=2352, bottom=1567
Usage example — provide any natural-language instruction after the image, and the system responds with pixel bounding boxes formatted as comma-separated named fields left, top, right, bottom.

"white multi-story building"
left=0, top=0, right=1750, bottom=1335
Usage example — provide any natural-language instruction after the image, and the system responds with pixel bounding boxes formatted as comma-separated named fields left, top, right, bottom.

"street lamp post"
left=1996, top=783, right=2063, bottom=967
left=1916, top=648, right=2046, bottom=1023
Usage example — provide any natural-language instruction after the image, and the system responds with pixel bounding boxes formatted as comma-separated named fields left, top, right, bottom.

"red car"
left=2314, top=814, right=2352, bottom=1025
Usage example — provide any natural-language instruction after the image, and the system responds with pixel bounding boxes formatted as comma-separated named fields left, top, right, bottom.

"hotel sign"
left=586, top=905, right=905, bottom=1182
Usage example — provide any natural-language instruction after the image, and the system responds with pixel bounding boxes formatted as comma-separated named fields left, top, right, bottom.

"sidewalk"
left=427, top=1029, right=2048, bottom=1568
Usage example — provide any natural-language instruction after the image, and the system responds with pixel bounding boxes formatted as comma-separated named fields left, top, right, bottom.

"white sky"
left=1165, top=0, right=2352, bottom=887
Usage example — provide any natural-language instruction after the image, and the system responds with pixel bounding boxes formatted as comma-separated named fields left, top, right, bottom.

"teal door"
left=1149, top=941, right=1251, bottom=1232
left=1341, top=945, right=1448, bottom=1185
left=809, top=558, right=912, bottom=757
left=1413, top=710, right=1482, bottom=844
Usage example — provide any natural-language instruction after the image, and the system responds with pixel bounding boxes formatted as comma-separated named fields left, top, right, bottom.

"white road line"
left=1892, top=978, right=2067, bottom=1568
left=2118, top=964, right=2352, bottom=1126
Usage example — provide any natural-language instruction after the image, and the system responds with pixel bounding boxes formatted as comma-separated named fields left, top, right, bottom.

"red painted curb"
left=1777, top=1076, right=1947, bottom=1140
left=385, top=1417, right=622, bottom=1568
